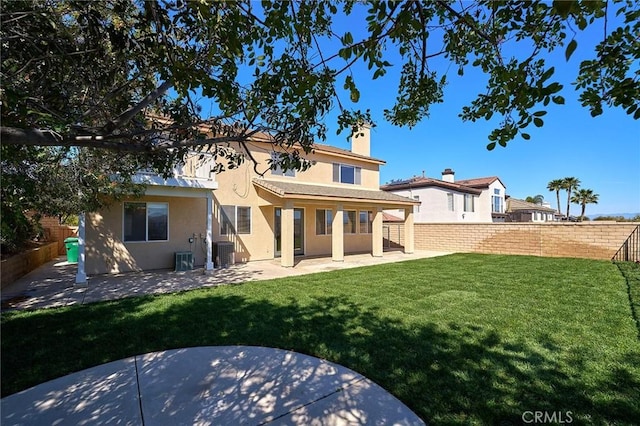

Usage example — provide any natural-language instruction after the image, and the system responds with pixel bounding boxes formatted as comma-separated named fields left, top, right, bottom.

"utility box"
left=213, top=242, right=234, bottom=268
left=175, top=251, right=194, bottom=271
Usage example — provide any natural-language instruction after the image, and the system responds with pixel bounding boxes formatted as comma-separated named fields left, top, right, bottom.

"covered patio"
left=252, top=179, right=420, bottom=267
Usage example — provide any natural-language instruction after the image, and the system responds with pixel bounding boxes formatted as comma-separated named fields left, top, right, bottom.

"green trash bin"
left=64, top=237, right=79, bottom=263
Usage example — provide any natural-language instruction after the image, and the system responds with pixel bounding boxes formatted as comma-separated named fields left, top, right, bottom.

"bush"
left=0, top=206, right=37, bottom=255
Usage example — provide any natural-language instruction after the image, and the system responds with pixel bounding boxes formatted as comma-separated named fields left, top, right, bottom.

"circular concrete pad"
left=2, top=346, right=425, bottom=425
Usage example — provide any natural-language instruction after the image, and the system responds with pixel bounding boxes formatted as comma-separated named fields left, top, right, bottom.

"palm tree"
left=561, top=177, right=581, bottom=218
left=547, top=179, right=564, bottom=214
left=526, top=194, right=544, bottom=205
left=571, top=189, right=599, bottom=221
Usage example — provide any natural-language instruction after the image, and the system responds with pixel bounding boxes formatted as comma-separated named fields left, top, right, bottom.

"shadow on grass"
left=2, top=291, right=639, bottom=424
left=615, top=261, right=640, bottom=340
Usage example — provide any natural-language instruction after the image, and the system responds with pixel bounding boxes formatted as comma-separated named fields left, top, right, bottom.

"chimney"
left=442, top=168, right=455, bottom=182
left=351, top=123, right=371, bottom=157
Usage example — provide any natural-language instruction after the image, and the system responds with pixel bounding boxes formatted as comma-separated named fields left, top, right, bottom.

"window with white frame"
left=413, top=196, right=420, bottom=213
left=447, top=193, right=455, bottom=211
left=221, top=205, right=251, bottom=235
left=316, top=209, right=333, bottom=235
left=271, top=152, right=296, bottom=177
left=492, top=189, right=503, bottom=213
left=333, top=163, right=361, bottom=185
left=464, top=194, right=475, bottom=212
left=359, top=211, right=373, bottom=234
left=124, top=202, right=168, bottom=242
left=344, top=210, right=356, bottom=234
left=194, top=155, right=216, bottom=180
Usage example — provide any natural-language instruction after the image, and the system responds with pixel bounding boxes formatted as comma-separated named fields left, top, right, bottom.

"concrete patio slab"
left=1, top=358, right=141, bottom=426
left=1, top=250, right=451, bottom=311
left=1, top=347, right=425, bottom=425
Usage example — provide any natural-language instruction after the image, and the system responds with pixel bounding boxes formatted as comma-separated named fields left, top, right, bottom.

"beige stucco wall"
left=86, top=195, right=209, bottom=274
left=212, top=142, right=383, bottom=262
left=225, top=142, right=381, bottom=189
left=213, top=157, right=378, bottom=261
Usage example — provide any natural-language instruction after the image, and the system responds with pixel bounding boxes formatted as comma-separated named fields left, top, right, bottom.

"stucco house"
left=505, top=197, right=557, bottom=222
left=381, top=168, right=507, bottom=223
left=75, top=126, right=418, bottom=282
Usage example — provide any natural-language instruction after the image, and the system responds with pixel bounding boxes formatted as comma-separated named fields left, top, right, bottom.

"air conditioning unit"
left=213, top=242, right=235, bottom=268
left=175, top=251, right=194, bottom=271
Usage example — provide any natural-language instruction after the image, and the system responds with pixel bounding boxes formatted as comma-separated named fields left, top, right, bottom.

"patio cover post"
left=332, top=204, right=344, bottom=262
left=404, top=207, right=414, bottom=254
left=75, top=212, right=88, bottom=285
left=372, top=207, right=383, bottom=257
left=281, top=201, right=295, bottom=267
left=205, top=191, right=214, bottom=273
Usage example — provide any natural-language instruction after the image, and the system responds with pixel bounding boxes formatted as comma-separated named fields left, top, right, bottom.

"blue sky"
left=315, top=7, right=640, bottom=215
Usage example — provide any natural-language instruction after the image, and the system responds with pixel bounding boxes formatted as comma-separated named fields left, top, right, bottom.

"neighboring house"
left=381, top=168, right=507, bottom=223
left=78, top=126, right=418, bottom=279
left=505, top=197, right=557, bottom=222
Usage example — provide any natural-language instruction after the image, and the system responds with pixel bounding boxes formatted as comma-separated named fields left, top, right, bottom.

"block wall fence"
left=1, top=242, right=58, bottom=289
left=384, top=222, right=639, bottom=260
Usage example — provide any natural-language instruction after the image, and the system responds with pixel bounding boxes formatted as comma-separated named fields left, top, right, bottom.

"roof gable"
left=455, top=176, right=506, bottom=189
left=380, top=177, right=482, bottom=195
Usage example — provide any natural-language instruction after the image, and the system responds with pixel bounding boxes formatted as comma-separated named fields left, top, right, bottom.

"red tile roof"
left=455, top=176, right=506, bottom=189
left=382, top=212, right=404, bottom=222
left=380, top=177, right=482, bottom=195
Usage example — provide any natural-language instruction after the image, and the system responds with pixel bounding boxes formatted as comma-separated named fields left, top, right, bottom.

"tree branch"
left=435, top=0, right=495, bottom=44
left=100, top=79, right=173, bottom=134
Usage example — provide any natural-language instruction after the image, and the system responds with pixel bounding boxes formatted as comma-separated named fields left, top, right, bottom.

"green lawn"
left=2, top=254, right=639, bottom=424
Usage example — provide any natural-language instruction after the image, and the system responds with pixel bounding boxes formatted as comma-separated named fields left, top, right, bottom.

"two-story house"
left=212, top=126, right=419, bottom=268
left=381, top=168, right=507, bottom=223
left=77, top=126, right=418, bottom=280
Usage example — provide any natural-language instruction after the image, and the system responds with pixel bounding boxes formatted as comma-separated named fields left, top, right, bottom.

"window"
left=194, top=155, right=215, bottom=180
left=221, top=205, right=251, bottom=235
left=237, top=207, right=251, bottom=233
left=413, top=196, right=420, bottom=213
left=492, top=196, right=503, bottom=213
left=344, top=210, right=356, bottom=234
left=447, top=193, right=455, bottom=211
left=271, top=153, right=295, bottom=177
left=464, top=194, right=475, bottom=212
left=333, top=163, right=361, bottom=185
left=316, top=209, right=333, bottom=235
left=359, top=211, right=373, bottom=234
left=124, top=202, right=168, bottom=242
left=491, top=188, right=503, bottom=213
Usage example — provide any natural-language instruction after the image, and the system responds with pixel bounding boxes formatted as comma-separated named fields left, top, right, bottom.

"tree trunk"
left=556, top=190, right=561, bottom=214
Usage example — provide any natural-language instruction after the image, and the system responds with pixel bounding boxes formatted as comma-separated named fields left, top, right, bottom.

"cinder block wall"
left=385, top=222, right=639, bottom=260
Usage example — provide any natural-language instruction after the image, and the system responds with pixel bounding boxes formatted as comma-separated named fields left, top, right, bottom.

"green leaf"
left=541, top=67, right=555, bottom=82
left=533, top=117, right=544, bottom=127
left=487, top=142, right=496, bottom=150
left=343, top=31, right=353, bottom=45
left=552, top=96, right=565, bottom=105
left=565, top=39, right=577, bottom=61
left=521, top=133, right=531, bottom=140
left=350, top=87, right=360, bottom=103
left=533, top=111, right=547, bottom=117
